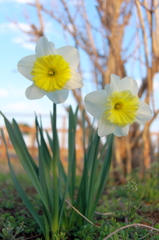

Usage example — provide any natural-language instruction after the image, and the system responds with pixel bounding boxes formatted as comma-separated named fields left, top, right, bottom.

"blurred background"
left=0, top=0, right=159, bottom=179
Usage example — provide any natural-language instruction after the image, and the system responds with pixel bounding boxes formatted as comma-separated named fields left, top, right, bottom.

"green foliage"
left=0, top=106, right=114, bottom=240
left=1, top=168, right=159, bottom=239
left=2, top=106, right=159, bottom=239
left=0, top=215, right=24, bottom=240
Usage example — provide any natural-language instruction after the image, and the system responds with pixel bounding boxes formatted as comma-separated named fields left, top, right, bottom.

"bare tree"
left=13, top=0, right=159, bottom=177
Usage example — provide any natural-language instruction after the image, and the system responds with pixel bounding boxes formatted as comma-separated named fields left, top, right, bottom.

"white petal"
left=56, top=46, right=80, bottom=69
left=110, top=74, right=121, bottom=92
left=17, top=55, right=35, bottom=81
left=120, top=76, right=138, bottom=95
left=113, top=125, right=129, bottom=137
left=104, top=83, right=112, bottom=95
left=25, top=84, right=46, bottom=99
left=98, top=115, right=116, bottom=137
left=64, top=69, right=83, bottom=89
left=46, top=89, right=69, bottom=104
left=84, top=90, right=108, bottom=119
left=48, top=42, right=57, bottom=55
left=35, top=36, right=51, bottom=57
left=135, top=100, right=152, bottom=124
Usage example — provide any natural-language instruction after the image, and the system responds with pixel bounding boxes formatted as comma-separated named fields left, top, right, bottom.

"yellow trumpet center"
left=48, top=70, right=54, bottom=76
left=105, top=90, right=139, bottom=127
left=31, top=54, right=71, bottom=92
left=114, top=103, right=123, bottom=109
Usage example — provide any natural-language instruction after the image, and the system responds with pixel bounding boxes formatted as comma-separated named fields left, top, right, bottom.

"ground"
left=1, top=160, right=159, bottom=240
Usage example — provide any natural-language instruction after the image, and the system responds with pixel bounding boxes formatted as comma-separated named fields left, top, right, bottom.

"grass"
left=1, top=161, right=159, bottom=239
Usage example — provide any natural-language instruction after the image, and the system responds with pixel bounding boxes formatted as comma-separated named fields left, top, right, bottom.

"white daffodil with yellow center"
left=17, top=36, right=83, bottom=103
left=84, top=74, right=152, bottom=137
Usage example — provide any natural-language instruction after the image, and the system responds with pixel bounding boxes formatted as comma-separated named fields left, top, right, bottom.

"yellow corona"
left=105, top=90, right=139, bottom=127
left=31, top=54, right=71, bottom=92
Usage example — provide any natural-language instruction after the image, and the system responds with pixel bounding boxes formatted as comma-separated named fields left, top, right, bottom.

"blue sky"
left=0, top=0, right=83, bottom=128
left=0, top=0, right=159, bottom=135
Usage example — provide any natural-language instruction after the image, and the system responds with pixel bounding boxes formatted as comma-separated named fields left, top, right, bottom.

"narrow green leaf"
left=46, top=128, right=53, bottom=151
left=86, top=134, right=100, bottom=218
left=0, top=129, right=45, bottom=235
left=69, top=112, right=90, bottom=224
left=93, top=140, right=108, bottom=193
left=51, top=104, right=59, bottom=233
left=1, top=113, right=49, bottom=211
left=12, top=119, right=38, bottom=175
left=46, top=124, right=67, bottom=188
left=35, top=117, right=53, bottom=227
left=60, top=106, right=78, bottom=226
left=68, top=106, right=76, bottom=202
left=74, top=105, right=79, bottom=125
left=76, top=126, right=97, bottom=216
left=35, top=117, right=51, bottom=167
left=92, top=134, right=114, bottom=213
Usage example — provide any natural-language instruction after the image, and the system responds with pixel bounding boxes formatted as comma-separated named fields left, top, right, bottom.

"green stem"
left=52, top=103, right=59, bottom=234
left=45, top=235, right=50, bottom=240
left=125, top=190, right=131, bottom=239
left=87, top=135, right=100, bottom=219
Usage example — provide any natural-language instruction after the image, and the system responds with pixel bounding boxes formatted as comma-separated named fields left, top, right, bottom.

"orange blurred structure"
left=0, top=120, right=84, bottom=169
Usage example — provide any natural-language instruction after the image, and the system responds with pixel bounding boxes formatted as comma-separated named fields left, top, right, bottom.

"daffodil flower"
left=17, top=36, right=83, bottom=103
left=84, top=74, right=152, bottom=137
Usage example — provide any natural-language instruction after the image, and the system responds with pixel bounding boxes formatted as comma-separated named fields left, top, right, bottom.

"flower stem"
left=52, top=103, right=59, bottom=235
left=125, top=190, right=131, bottom=239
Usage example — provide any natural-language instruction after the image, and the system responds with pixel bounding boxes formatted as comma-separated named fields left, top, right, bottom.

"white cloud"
left=0, top=19, right=62, bottom=50
left=0, top=22, right=16, bottom=33
left=154, top=81, right=159, bottom=91
left=0, top=0, right=34, bottom=3
left=14, top=0, right=46, bottom=3
left=14, top=0, right=34, bottom=3
left=135, top=78, right=142, bottom=88
left=0, top=22, right=31, bottom=33
left=132, top=75, right=159, bottom=92
left=15, top=22, right=32, bottom=32
left=69, top=0, right=83, bottom=7
left=4, top=101, right=48, bottom=114
left=13, top=37, right=35, bottom=50
left=0, top=89, right=9, bottom=98
left=67, top=23, right=74, bottom=34
left=0, top=21, right=35, bottom=50
left=1, top=99, right=64, bottom=126
left=43, top=21, right=62, bottom=41
left=0, top=101, right=49, bottom=128
left=153, top=73, right=159, bottom=91
left=0, top=0, right=46, bottom=4
left=0, top=87, right=26, bottom=98
left=22, top=42, right=35, bottom=50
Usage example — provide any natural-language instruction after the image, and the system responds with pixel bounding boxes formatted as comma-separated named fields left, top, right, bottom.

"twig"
left=102, top=223, right=159, bottom=240
left=24, top=234, right=41, bottom=240
left=135, top=0, right=154, bottom=12
left=95, top=211, right=114, bottom=216
left=139, top=228, right=153, bottom=240
left=65, top=199, right=99, bottom=228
